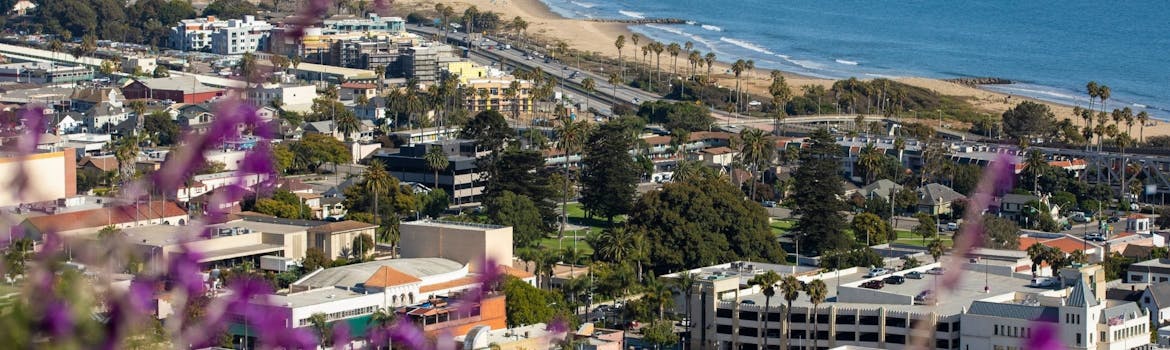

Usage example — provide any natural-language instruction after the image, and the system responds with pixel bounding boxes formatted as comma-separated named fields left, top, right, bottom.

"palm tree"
left=667, top=43, right=681, bottom=78
left=112, top=134, right=143, bottom=181
left=643, top=277, right=675, bottom=320
left=927, top=239, right=945, bottom=263
left=614, top=35, right=626, bottom=78
left=370, top=306, right=396, bottom=346
left=1086, top=81, right=1099, bottom=114
left=857, top=143, right=884, bottom=184
left=607, top=73, right=621, bottom=109
left=640, top=46, right=651, bottom=77
left=779, top=276, right=802, bottom=350
left=687, top=50, right=700, bottom=81
left=739, top=128, right=774, bottom=200
left=597, top=226, right=635, bottom=263
left=704, top=53, right=717, bottom=85
left=336, top=113, right=360, bottom=141
left=424, top=146, right=449, bottom=190
left=1123, top=107, right=1135, bottom=136
left=580, top=77, right=596, bottom=115
left=1099, top=84, right=1112, bottom=116
left=670, top=129, right=691, bottom=160
left=557, top=119, right=589, bottom=239
left=732, top=59, right=747, bottom=114
left=309, top=313, right=331, bottom=346
left=748, top=270, right=782, bottom=350
left=364, top=160, right=392, bottom=224
left=806, top=279, right=827, bottom=350
left=769, top=71, right=792, bottom=136
left=1137, top=111, right=1150, bottom=143
left=630, top=34, right=641, bottom=70
left=377, top=216, right=401, bottom=258
left=673, top=272, right=698, bottom=333
left=1026, top=242, right=1047, bottom=277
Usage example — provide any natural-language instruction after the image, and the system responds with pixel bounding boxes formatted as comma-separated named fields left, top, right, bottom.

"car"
left=1107, top=216, right=1121, bottom=223
left=761, top=200, right=777, bottom=208
left=861, top=280, right=885, bottom=289
left=864, top=268, right=890, bottom=278
left=926, top=267, right=946, bottom=275
left=1086, top=232, right=1105, bottom=241
left=1030, top=277, right=1058, bottom=287
left=883, top=275, right=906, bottom=285
left=904, top=271, right=923, bottom=279
left=740, top=300, right=756, bottom=305
left=915, top=290, right=936, bottom=303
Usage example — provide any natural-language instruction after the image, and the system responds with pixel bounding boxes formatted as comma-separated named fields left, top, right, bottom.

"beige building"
left=117, top=219, right=308, bottom=269
left=0, top=149, right=76, bottom=207
left=463, top=78, right=534, bottom=114
left=308, top=220, right=378, bottom=259
left=399, top=220, right=513, bottom=273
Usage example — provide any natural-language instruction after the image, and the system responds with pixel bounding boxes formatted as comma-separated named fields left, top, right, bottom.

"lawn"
left=893, top=230, right=953, bottom=247
left=537, top=231, right=594, bottom=256
left=771, top=219, right=796, bottom=236
left=563, top=202, right=623, bottom=232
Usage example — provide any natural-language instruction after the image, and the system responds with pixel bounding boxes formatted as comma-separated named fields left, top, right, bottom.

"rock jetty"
left=945, top=77, right=1013, bottom=86
left=585, top=18, right=688, bottom=25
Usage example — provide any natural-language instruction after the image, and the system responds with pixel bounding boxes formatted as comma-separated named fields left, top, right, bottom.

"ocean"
left=540, top=0, right=1170, bottom=119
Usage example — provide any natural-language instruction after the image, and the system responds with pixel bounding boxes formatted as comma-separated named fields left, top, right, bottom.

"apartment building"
left=405, top=44, right=459, bottom=83
left=323, top=14, right=406, bottom=33
left=463, top=77, right=534, bottom=114
left=169, top=15, right=273, bottom=55
left=375, top=140, right=484, bottom=205
left=399, top=219, right=514, bottom=273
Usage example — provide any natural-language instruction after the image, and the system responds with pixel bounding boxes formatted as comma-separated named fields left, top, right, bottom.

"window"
left=936, top=322, right=950, bottom=332
left=739, top=327, right=758, bottom=337
left=716, top=325, right=733, bottom=334
left=836, top=315, right=856, bottom=324
left=835, top=332, right=855, bottom=341
left=740, top=311, right=759, bottom=321
left=790, top=313, right=807, bottom=322
left=716, top=309, right=733, bottom=318
left=885, top=317, right=907, bottom=328
left=1146, top=297, right=1151, bottom=304
left=858, top=332, right=879, bottom=342
left=1076, top=333, right=1081, bottom=345
left=886, top=334, right=906, bottom=344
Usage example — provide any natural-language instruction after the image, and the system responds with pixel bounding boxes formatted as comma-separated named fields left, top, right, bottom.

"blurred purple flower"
left=546, top=316, right=570, bottom=343
left=333, top=321, right=352, bottom=348
left=1024, top=321, right=1063, bottom=350
left=435, top=330, right=455, bottom=350
left=387, top=319, right=432, bottom=350
left=167, top=245, right=206, bottom=296
left=40, top=300, right=74, bottom=339
left=126, top=278, right=157, bottom=314
left=153, top=97, right=268, bottom=194
left=17, top=105, right=46, bottom=153
left=942, top=153, right=1016, bottom=289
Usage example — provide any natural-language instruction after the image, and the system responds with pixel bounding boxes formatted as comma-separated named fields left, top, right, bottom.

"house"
left=354, top=96, right=387, bottom=121
left=1130, top=259, right=1170, bottom=284
left=79, top=155, right=120, bottom=174
left=21, top=201, right=189, bottom=238
left=303, top=120, right=338, bottom=139
left=176, top=104, right=215, bottom=133
left=83, top=103, right=132, bottom=133
left=999, top=193, right=1039, bottom=221
left=121, top=57, right=157, bottom=76
left=860, top=179, right=901, bottom=202
left=247, top=83, right=317, bottom=113
left=121, top=76, right=225, bottom=104
left=916, top=183, right=965, bottom=216
left=340, top=82, right=377, bottom=101
left=699, top=146, right=736, bottom=167
left=71, top=87, right=124, bottom=113
left=1140, top=283, right=1170, bottom=326
left=56, top=114, right=83, bottom=134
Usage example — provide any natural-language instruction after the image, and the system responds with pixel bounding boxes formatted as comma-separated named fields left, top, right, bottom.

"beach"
left=394, top=0, right=1170, bottom=138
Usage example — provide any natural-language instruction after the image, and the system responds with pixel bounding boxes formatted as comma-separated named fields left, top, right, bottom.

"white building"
left=0, top=62, right=93, bottom=84
left=169, top=15, right=273, bottom=55
left=1128, top=259, right=1170, bottom=284
left=246, top=83, right=318, bottom=113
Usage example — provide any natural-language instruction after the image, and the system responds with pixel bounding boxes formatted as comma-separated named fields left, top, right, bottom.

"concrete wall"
left=399, top=221, right=513, bottom=272
left=0, top=150, right=71, bottom=207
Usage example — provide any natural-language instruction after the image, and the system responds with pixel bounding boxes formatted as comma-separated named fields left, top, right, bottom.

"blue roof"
left=968, top=301, right=1059, bottom=321
left=1067, top=279, right=1099, bottom=308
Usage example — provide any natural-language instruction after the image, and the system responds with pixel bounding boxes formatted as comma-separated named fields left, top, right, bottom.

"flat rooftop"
left=663, top=261, right=821, bottom=284
left=268, top=286, right=370, bottom=308
left=401, top=219, right=505, bottom=231
left=212, top=219, right=308, bottom=235
left=736, top=262, right=1053, bottom=316
left=294, top=258, right=465, bottom=289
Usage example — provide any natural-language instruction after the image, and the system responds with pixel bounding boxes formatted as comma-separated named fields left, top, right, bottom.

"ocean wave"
left=619, top=10, right=645, bottom=19
left=719, top=37, right=774, bottom=55
left=644, top=24, right=715, bottom=48
left=787, top=59, right=827, bottom=70
left=991, top=85, right=1080, bottom=101
left=835, top=59, right=859, bottom=66
left=686, top=20, right=697, bottom=25
left=1133, top=103, right=1148, bottom=108
left=701, top=24, right=723, bottom=32
left=570, top=1, right=596, bottom=8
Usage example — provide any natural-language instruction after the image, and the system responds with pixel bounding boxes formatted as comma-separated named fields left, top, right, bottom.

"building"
left=388, top=126, right=463, bottom=146
left=669, top=260, right=1144, bottom=350
left=0, top=148, right=77, bottom=207
left=116, top=218, right=309, bottom=269
left=121, top=76, right=225, bottom=104
left=445, top=61, right=487, bottom=84
left=1139, top=283, right=1170, bottom=326
left=340, top=82, right=377, bottom=101
left=998, top=194, right=1039, bottom=222
left=323, top=14, right=406, bottom=33
left=376, top=140, right=483, bottom=204
left=405, top=44, right=458, bottom=83
left=121, top=57, right=157, bottom=75
left=246, top=82, right=318, bottom=113
left=1129, top=259, right=1170, bottom=284
left=169, top=16, right=274, bottom=55
left=171, top=171, right=271, bottom=203
left=0, top=62, right=93, bottom=84
left=399, top=219, right=513, bottom=273
left=961, top=266, right=1150, bottom=350
left=860, top=179, right=901, bottom=202
left=917, top=183, right=966, bottom=216
left=21, top=200, right=189, bottom=238
left=307, top=220, right=377, bottom=259
left=400, top=293, right=507, bottom=337
left=463, top=77, right=534, bottom=114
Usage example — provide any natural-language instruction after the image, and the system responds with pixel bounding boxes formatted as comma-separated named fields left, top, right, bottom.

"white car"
left=864, top=268, right=890, bottom=278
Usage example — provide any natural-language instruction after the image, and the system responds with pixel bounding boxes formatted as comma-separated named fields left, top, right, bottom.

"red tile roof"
left=24, top=201, right=188, bottom=233
left=341, top=82, right=377, bottom=89
left=365, top=266, right=422, bottom=288
left=308, top=220, right=377, bottom=234
left=80, top=156, right=119, bottom=172
left=419, top=276, right=478, bottom=293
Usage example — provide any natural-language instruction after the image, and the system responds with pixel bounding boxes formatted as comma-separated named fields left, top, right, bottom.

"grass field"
left=771, top=219, right=795, bottom=236
left=893, top=231, right=953, bottom=247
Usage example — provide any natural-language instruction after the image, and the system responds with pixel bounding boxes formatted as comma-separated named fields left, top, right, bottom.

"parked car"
left=904, top=271, right=923, bottom=279
left=915, top=290, right=936, bottom=303
left=884, top=275, right=906, bottom=285
left=1031, top=277, right=1058, bottom=287
left=1107, top=216, right=1121, bottom=223
left=1086, top=232, right=1105, bottom=241
left=861, top=280, right=885, bottom=289
left=926, top=267, right=946, bottom=275
left=864, top=268, right=891, bottom=278
left=741, top=300, right=755, bottom=305
left=761, top=200, right=777, bottom=207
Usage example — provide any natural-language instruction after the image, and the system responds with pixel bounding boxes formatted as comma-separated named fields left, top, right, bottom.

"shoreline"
left=396, top=0, right=1170, bottom=138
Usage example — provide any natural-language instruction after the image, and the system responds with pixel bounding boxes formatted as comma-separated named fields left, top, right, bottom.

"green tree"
left=806, top=279, right=828, bottom=350
left=641, top=320, right=679, bottom=348
left=792, top=129, right=848, bottom=255
left=143, top=111, right=180, bottom=146
left=502, top=276, right=564, bottom=327
left=203, top=0, right=259, bottom=19
left=308, top=313, right=331, bottom=346
left=285, top=133, right=350, bottom=172
left=779, top=275, right=802, bottom=349
left=627, top=169, right=785, bottom=274
left=3, top=238, right=33, bottom=278
left=641, top=277, right=675, bottom=320
left=484, top=149, right=558, bottom=228
left=739, top=128, right=774, bottom=200
left=152, top=65, right=169, bottom=78
left=580, top=122, right=639, bottom=222
left=1002, top=101, right=1057, bottom=141
left=416, top=189, right=450, bottom=219
left=957, top=214, right=1021, bottom=250
left=424, top=146, right=449, bottom=190
left=851, top=212, right=891, bottom=246
left=336, top=113, right=360, bottom=141
left=912, top=212, right=937, bottom=244
left=351, top=233, right=374, bottom=260
left=364, top=160, right=392, bottom=226
left=1026, top=242, right=1047, bottom=276
left=460, top=110, right=513, bottom=154
left=485, top=191, right=546, bottom=248
left=342, top=171, right=414, bottom=219
left=927, top=239, right=946, bottom=263
left=302, top=247, right=328, bottom=271
left=636, top=101, right=713, bottom=132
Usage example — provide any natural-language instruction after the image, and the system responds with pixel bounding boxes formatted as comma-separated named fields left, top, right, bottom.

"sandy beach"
left=395, top=0, right=1170, bottom=138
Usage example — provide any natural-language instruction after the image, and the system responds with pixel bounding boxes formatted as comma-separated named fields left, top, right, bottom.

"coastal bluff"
left=585, top=18, right=688, bottom=25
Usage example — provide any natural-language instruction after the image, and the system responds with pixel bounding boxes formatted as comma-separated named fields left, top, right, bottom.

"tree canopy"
left=202, top=0, right=259, bottom=20
left=485, top=191, right=547, bottom=248
left=279, top=133, right=350, bottom=173
left=1003, top=101, right=1057, bottom=141
left=502, top=276, right=567, bottom=327
left=580, top=122, right=639, bottom=222
left=627, top=168, right=785, bottom=274
left=482, top=149, right=557, bottom=229
left=791, top=129, right=848, bottom=255
left=636, top=101, right=713, bottom=132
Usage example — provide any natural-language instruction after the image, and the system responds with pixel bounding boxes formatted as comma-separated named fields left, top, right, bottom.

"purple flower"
left=40, top=300, right=74, bottom=339
left=387, top=319, right=432, bottom=350
left=942, top=153, right=1016, bottom=289
left=126, top=278, right=158, bottom=314
left=167, top=245, right=206, bottom=296
left=435, top=330, right=455, bottom=350
left=546, top=316, right=570, bottom=343
left=1024, top=321, right=1064, bottom=350
left=332, top=321, right=352, bottom=348
left=16, top=105, right=46, bottom=154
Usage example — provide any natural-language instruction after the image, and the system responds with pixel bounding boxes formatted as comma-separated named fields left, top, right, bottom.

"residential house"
left=1140, top=283, right=1170, bottom=326
left=354, top=96, right=387, bottom=121
left=21, top=201, right=189, bottom=238
left=1130, top=259, right=1170, bottom=284
left=56, top=113, right=83, bottom=134
left=699, top=146, right=736, bottom=168
left=917, top=183, right=966, bottom=216
left=176, top=104, right=216, bottom=134
left=860, top=179, right=901, bottom=202
left=71, top=87, right=123, bottom=114
left=121, top=76, right=225, bottom=104
left=247, top=83, right=318, bottom=113
left=999, top=193, right=1039, bottom=222
left=308, top=220, right=378, bottom=259
left=79, top=155, right=120, bottom=175
left=340, top=82, right=377, bottom=101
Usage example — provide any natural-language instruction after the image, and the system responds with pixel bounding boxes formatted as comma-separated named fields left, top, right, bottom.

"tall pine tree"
left=792, top=128, right=849, bottom=255
left=580, top=122, right=639, bottom=222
